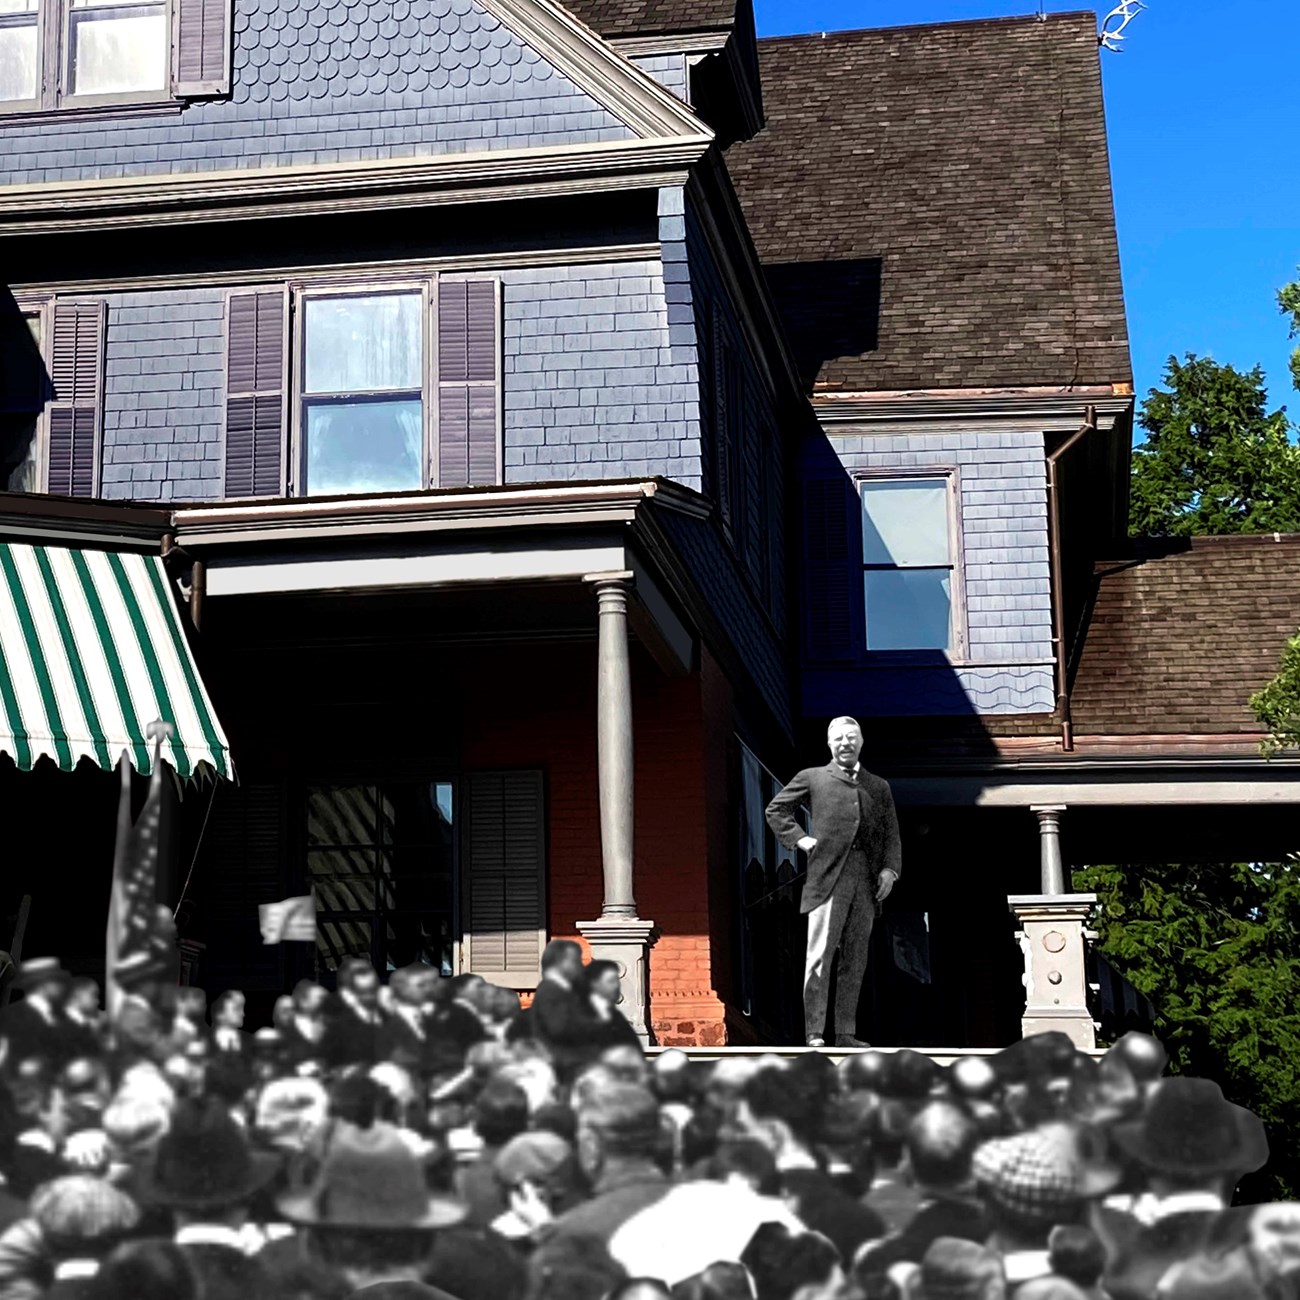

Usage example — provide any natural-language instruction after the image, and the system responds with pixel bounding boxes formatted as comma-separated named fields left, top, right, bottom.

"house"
left=3, top=1, right=1267, bottom=1050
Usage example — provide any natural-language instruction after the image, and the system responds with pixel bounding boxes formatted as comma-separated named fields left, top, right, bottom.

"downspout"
left=1045, top=405, right=1096, bottom=753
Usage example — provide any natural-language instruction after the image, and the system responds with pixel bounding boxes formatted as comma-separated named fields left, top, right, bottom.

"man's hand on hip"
left=797, top=836, right=817, bottom=853
left=875, top=869, right=897, bottom=902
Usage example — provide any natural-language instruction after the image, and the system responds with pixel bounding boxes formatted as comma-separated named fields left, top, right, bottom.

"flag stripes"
left=0, top=542, right=232, bottom=779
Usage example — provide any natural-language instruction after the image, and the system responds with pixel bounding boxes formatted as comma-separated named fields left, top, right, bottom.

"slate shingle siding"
left=500, top=257, right=703, bottom=486
left=630, top=53, right=690, bottom=101
left=99, top=291, right=227, bottom=503
left=805, top=428, right=1055, bottom=717
left=726, top=14, right=1131, bottom=392
left=0, top=0, right=630, bottom=186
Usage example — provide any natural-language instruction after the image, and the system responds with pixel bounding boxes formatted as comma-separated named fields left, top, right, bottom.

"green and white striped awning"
left=0, top=541, right=232, bottom=780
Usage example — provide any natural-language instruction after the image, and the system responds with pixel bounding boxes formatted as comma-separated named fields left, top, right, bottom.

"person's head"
left=173, top=986, right=207, bottom=1021
left=1046, top=1224, right=1106, bottom=1289
left=473, top=1077, right=530, bottom=1148
left=389, top=965, right=429, bottom=1009
left=906, top=1100, right=980, bottom=1192
left=909, top=1236, right=1006, bottom=1300
left=585, top=960, right=623, bottom=1007
left=826, top=717, right=863, bottom=769
left=741, top=1223, right=843, bottom=1300
left=494, top=1130, right=581, bottom=1213
left=30, top=1175, right=141, bottom=1261
left=541, top=939, right=584, bottom=984
left=340, top=958, right=381, bottom=1009
left=293, top=979, right=328, bottom=1014
left=90, top=1239, right=199, bottom=1300
left=212, top=991, right=245, bottom=1029
left=526, top=1232, right=625, bottom=1300
left=575, top=1083, right=661, bottom=1180
left=672, top=1262, right=756, bottom=1300
left=67, top=977, right=101, bottom=1017
left=971, top=1130, right=1085, bottom=1246
left=448, top=972, right=488, bottom=1007
left=272, top=995, right=295, bottom=1031
left=1246, top=1202, right=1300, bottom=1281
left=736, top=1064, right=821, bottom=1157
left=19, top=957, right=71, bottom=1006
left=708, top=1136, right=780, bottom=1194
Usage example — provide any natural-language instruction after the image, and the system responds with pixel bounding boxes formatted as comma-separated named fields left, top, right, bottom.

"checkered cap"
left=971, top=1129, right=1084, bottom=1223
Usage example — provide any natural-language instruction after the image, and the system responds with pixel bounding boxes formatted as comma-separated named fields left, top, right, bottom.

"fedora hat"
left=1113, top=1077, right=1268, bottom=1179
left=137, top=1096, right=280, bottom=1211
left=277, top=1120, right=466, bottom=1230
left=13, top=957, right=71, bottom=989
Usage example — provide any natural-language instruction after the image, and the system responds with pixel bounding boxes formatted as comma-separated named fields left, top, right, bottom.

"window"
left=860, top=474, right=959, bottom=653
left=0, top=0, right=227, bottom=113
left=305, top=782, right=456, bottom=976
left=300, top=291, right=425, bottom=497
left=0, top=309, right=44, bottom=492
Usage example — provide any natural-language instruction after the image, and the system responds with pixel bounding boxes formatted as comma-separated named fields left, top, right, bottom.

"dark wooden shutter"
left=462, top=770, right=545, bottom=989
left=224, top=290, right=285, bottom=499
left=714, top=324, right=732, bottom=533
left=199, top=782, right=287, bottom=995
left=47, top=301, right=104, bottom=497
left=173, top=0, right=231, bottom=96
left=437, top=278, right=500, bottom=488
left=803, top=475, right=857, bottom=661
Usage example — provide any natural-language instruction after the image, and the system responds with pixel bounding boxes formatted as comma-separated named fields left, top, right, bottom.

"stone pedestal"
left=576, top=917, right=656, bottom=1045
left=1007, top=893, right=1098, bottom=1050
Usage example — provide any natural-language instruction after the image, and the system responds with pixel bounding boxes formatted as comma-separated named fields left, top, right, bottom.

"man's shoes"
left=806, top=1035, right=826, bottom=1048
left=834, top=1034, right=871, bottom=1048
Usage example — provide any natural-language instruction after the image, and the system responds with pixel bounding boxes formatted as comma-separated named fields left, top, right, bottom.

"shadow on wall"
left=0, top=287, right=52, bottom=494
left=762, top=257, right=882, bottom=391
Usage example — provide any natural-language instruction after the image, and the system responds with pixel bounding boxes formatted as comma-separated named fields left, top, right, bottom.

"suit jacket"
left=320, top=1005, right=380, bottom=1069
left=766, top=763, right=902, bottom=914
left=528, top=978, right=591, bottom=1076
left=1092, top=1205, right=1233, bottom=1300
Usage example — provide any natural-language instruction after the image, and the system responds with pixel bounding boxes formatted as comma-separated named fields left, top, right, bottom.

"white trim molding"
left=889, top=774, right=1300, bottom=807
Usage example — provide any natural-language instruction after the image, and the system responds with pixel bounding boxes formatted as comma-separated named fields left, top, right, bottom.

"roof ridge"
left=755, top=11, right=1097, bottom=46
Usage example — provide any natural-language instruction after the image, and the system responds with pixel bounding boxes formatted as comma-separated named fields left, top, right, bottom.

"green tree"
left=1281, top=271, right=1300, bottom=394
left=1129, top=353, right=1300, bottom=537
left=1075, top=858, right=1300, bottom=1202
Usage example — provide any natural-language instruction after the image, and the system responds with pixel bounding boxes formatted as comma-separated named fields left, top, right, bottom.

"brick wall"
left=806, top=427, right=1056, bottom=717
left=0, top=0, right=630, bottom=186
left=459, top=640, right=727, bottom=1045
left=99, top=290, right=227, bottom=502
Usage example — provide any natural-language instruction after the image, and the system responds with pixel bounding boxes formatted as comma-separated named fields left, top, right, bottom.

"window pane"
left=0, top=19, right=37, bottom=102
left=0, top=417, right=39, bottom=492
left=69, top=7, right=167, bottom=95
left=865, top=568, right=952, bottom=651
left=307, top=785, right=381, bottom=846
left=303, top=294, right=422, bottom=395
left=304, top=400, right=422, bottom=496
left=316, top=918, right=372, bottom=973
left=861, top=479, right=951, bottom=567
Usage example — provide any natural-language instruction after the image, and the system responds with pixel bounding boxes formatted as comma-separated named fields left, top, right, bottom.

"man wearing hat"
left=1091, top=1077, right=1269, bottom=1300
left=28, top=1174, right=142, bottom=1299
left=271, top=1119, right=466, bottom=1297
left=136, top=1096, right=281, bottom=1300
left=0, top=958, right=74, bottom=1071
left=765, top=717, right=902, bottom=1047
left=911, top=1236, right=1008, bottom=1300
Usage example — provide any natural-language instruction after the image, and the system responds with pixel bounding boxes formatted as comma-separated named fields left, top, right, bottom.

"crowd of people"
left=0, top=940, right=1295, bottom=1300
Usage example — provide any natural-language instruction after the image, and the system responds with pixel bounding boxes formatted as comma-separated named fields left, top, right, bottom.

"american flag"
left=105, top=724, right=171, bottom=1021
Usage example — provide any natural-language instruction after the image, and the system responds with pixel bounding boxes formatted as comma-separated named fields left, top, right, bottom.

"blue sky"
left=753, top=0, right=1300, bottom=421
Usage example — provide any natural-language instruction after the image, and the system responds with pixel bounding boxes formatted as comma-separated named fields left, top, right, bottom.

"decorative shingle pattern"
left=0, top=0, right=631, bottom=186
left=1070, top=536, right=1300, bottom=736
left=562, top=0, right=735, bottom=37
left=725, top=14, right=1131, bottom=393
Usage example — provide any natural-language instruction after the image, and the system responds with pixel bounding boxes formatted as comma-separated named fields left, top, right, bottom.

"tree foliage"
left=1129, top=353, right=1300, bottom=537
left=1281, top=271, right=1300, bottom=395
left=1075, top=858, right=1300, bottom=1202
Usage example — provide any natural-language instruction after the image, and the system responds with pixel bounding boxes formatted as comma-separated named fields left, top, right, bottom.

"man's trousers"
left=804, top=850, right=876, bottom=1040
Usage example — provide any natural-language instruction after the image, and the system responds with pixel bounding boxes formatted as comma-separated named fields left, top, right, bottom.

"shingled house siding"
left=630, top=52, right=690, bottom=101
left=0, top=0, right=631, bottom=186
left=99, top=291, right=227, bottom=503
left=805, top=428, right=1055, bottom=717
left=500, top=259, right=704, bottom=487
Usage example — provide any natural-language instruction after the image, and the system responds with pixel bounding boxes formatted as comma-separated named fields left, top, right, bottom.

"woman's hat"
left=277, top=1120, right=466, bottom=1230
left=1113, top=1077, right=1268, bottom=1179
left=137, top=1097, right=280, bottom=1211
left=30, top=1175, right=141, bottom=1246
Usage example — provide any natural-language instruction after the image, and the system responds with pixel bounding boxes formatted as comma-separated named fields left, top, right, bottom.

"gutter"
left=1045, top=405, right=1096, bottom=753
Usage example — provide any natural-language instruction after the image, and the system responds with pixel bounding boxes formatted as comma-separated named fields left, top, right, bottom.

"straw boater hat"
left=277, top=1121, right=465, bottom=1230
left=13, top=957, right=72, bottom=989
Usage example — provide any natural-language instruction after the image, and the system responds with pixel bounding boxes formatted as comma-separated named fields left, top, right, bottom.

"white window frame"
left=855, top=467, right=968, bottom=662
left=288, top=279, right=433, bottom=499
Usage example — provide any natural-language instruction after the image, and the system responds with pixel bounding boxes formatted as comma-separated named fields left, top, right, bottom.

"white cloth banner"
left=259, top=894, right=317, bottom=944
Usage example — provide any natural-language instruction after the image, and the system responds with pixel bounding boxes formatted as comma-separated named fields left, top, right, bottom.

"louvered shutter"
left=199, top=783, right=288, bottom=994
left=172, top=0, right=231, bottom=96
left=224, top=290, right=285, bottom=498
left=462, top=770, right=546, bottom=989
left=437, top=278, right=500, bottom=488
left=47, top=301, right=104, bottom=498
left=803, top=475, right=858, bottom=662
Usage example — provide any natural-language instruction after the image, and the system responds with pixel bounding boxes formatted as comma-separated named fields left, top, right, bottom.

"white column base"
left=576, top=917, right=657, bottom=1046
left=1007, top=893, right=1098, bottom=1051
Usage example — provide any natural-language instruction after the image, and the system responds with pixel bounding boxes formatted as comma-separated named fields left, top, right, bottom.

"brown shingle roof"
left=726, top=14, right=1132, bottom=393
left=1070, top=536, right=1300, bottom=737
left=561, top=0, right=736, bottom=37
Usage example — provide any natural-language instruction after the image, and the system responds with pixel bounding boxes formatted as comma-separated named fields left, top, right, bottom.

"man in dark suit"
left=528, top=939, right=591, bottom=1079
left=766, top=716, right=901, bottom=1047
left=0, top=956, right=74, bottom=1070
left=321, top=957, right=384, bottom=1068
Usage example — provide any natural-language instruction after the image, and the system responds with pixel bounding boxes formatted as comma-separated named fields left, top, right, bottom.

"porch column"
left=577, top=572, right=655, bottom=1044
left=1007, top=894, right=1099, bottom=1050
left=1030, top=804, right=1066, bottom=894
